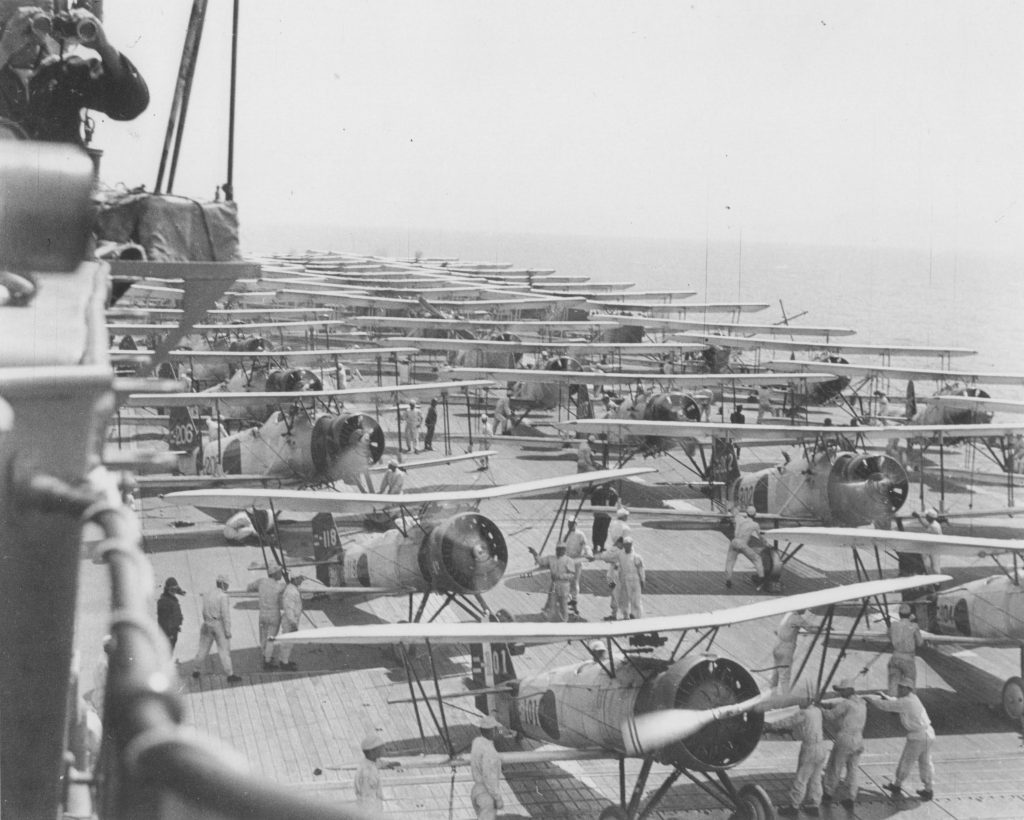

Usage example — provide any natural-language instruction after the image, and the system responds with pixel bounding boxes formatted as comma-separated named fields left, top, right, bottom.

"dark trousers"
left=424, top=423, right=436, bottom=449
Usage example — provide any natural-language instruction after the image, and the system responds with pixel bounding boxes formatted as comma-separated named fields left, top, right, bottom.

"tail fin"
left=311, top=512, right=339, bottom=586
left=709, top=436, right=741, bottom=503
left=168, top=406, right=202, bottom=456
left=905, top=380, right=917, bottom=420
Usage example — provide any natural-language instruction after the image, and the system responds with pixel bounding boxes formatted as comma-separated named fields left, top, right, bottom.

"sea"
left=244, top=223, right=1024, bottom=394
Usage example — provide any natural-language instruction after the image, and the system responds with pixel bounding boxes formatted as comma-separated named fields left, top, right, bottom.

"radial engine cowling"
left=639, top=392, right=701, bottom=455
left=311, top=413, right=386, bottom=483
left=419, top=512, right=508, bottom=594
left=635, top=656, right=763, bottom=771
left=826, top=452, right=908, bottom=526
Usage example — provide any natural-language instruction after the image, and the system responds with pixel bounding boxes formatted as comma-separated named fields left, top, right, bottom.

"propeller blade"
left=621, top=691, right=770, bottom=755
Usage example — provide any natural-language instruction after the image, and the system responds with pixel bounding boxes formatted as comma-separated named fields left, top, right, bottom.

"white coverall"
left=193, top=585, right=235, bottom=676
left=870, top=692, right=935, bottom=794
left=353, top=756, right=383, bottom=812
left=379, top=467, right=405, bottom=494
left=470, top=735, right=504, bottom=820
left=887, top=619, right=923, bottom=695
left=560, top=528, right=592, bottom=602
left=771, top=610, right=813, bottom=689
left=493, top=395, right=512, bottom=434
left=726, top=510, right=762, bottom=582
left=273, top=583, right=303, bottom=665
left=777, top=704, right=829, bottom=808
left=247, top=575, right=285, bottom=663
left=823, top=694, right=867, bottom=802
left=601, top=547, right=646, bottom=618
left=537, top=553, right=576, bottom=621
left=602, top=545, right=622, bottom=618
left=605, top=518, right=631, bottom=550
left=576, top=440, right=597, bottom=472
left=403, top=405, right=423, bottom=452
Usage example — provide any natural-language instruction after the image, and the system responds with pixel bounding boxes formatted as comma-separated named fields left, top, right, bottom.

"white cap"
left=476, top=714, right=501, bottom=730
left=622, top=536, right=634, bottom=547
left=833, top=677, right=855, bottom=692
left=567, top=517, right=576, bottom=525
left=746, top=505, right=756, bottom=516
left=361, top=732, right=384, bottom=751
left=616, top=508, right=629, bottom=519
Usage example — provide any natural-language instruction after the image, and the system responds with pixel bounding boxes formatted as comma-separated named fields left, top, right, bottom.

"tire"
left=1001, top=676, right=1024, bottom=721
left=598, top=806, right=626, bottom=820
left=729, top=784, right=776, bottom=820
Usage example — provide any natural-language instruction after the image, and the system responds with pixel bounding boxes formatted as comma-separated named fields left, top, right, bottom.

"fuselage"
left=932, top=572, right=1024, bottom=640
left=728, top=450, right=908, bottom=527
left=508, top=654, right=762, bottom=772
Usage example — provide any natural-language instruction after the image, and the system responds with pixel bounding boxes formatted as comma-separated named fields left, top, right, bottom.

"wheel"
left=1001, top=676, right=1024, bottom=721
left=729, top=784, right=776, bottom=820
left=598, top=805, right=626, bottom=820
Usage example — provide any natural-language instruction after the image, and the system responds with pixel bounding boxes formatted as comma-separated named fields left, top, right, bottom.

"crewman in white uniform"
left=470, top=714, right=504, bottom=820
left=559, top=517, right=592, bottom=615
left=887, top=603, right=924, bottom=695
left=530, top=544, right=576, bottom=621
left=272, top=575, right=304, bottom=671
left=774, top=703, right=828, bottom=816
left=726, top=505, right=763, bottom=588
left=868, top=683, right=935, bottom=802
left=403, top=400, right=423, bottom=453
left=353, top=732, right=386, bottom=812
left=576, top=435, right=598, bottom=473
left=246, top=566, right=286, bottom=670
left=379, top=459, right=406, bottom=494
left=606, top=508, right=631, bottom=551
left=191, top=575, right=241, bottom=682
left=771, top=608, right=814, bottom=690
left=599, top=536, right=646, bottom=619
left=822, top=677, right=868, bottom=810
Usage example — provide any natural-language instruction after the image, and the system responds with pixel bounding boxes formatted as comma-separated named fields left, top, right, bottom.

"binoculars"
left=28, top=10, right=99, bottom=45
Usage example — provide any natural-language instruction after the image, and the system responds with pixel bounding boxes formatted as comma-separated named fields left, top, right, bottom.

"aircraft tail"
left=905, top=380, right=917, bottom=420
left=311, top=512, right=339, bottom=586
left=709, top=436, right=741, bottom=503
left=470, top=623, right=519, bottom=724
left=167, top=406, right=202, bottom=458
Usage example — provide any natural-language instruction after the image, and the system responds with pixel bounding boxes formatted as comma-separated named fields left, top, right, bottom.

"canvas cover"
left=95, top=192, right=241, bottom=262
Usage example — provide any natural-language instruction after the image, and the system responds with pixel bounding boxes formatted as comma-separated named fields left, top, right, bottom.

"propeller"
left=621, top=690, right=774, bottom=756
left=845, top=454, right=909, bottom=511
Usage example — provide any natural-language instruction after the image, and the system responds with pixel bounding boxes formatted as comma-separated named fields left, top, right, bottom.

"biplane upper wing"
left=917, top=395, right=1024, bottom=415
left=452, top=368, right=838, bottom=386
left=164, top=346, right=419, bottom=361
left=273, top=575, right=949, bottom=645
left=602, top=316, right=857, bottom=337
left=382, top=338, right=704, bottom=355
left=558, top=418, right=1024, bottom=441
left=164, top=466, right=656, bottom=515
left=675, top=333, right=977, bottom=358
left=769, top=526, right=1024, bottom=558
left=123, top=379, right=494, bottom=407
left=767, top=359, right=1024, bottom=387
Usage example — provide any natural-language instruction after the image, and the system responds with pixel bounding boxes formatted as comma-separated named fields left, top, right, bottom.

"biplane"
left=767, top=526, right=1024, bottom=722
left=164, top=466, right=653, bottom=622
left=123, top=379, right=492, bottom=489
left=272, top=575, right=948, bottom=820
left=452, top=367, right=837, bottom=429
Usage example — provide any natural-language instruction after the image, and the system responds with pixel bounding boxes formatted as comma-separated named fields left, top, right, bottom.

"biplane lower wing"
left=769, top=526, right=1024, bottom=558
left=274, top=575, right=949, bottom=646
left=125, top=379, right=495, bottom=407
left=164, top=466, right=655, bottom=515
left=558, top=418, right=1024, bottom=442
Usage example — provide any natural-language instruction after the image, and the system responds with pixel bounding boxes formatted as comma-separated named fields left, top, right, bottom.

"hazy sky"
left=96, top=1, right=1024, bottom=253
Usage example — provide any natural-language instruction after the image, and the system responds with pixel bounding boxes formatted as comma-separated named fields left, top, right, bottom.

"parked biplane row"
left=108, top=251, right=1024, bottom=819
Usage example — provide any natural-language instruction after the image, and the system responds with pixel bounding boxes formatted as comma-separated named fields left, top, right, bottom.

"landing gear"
left=1001, top=676, right=1024, bottom=721
left=729, top=784, right=775, bottom=820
